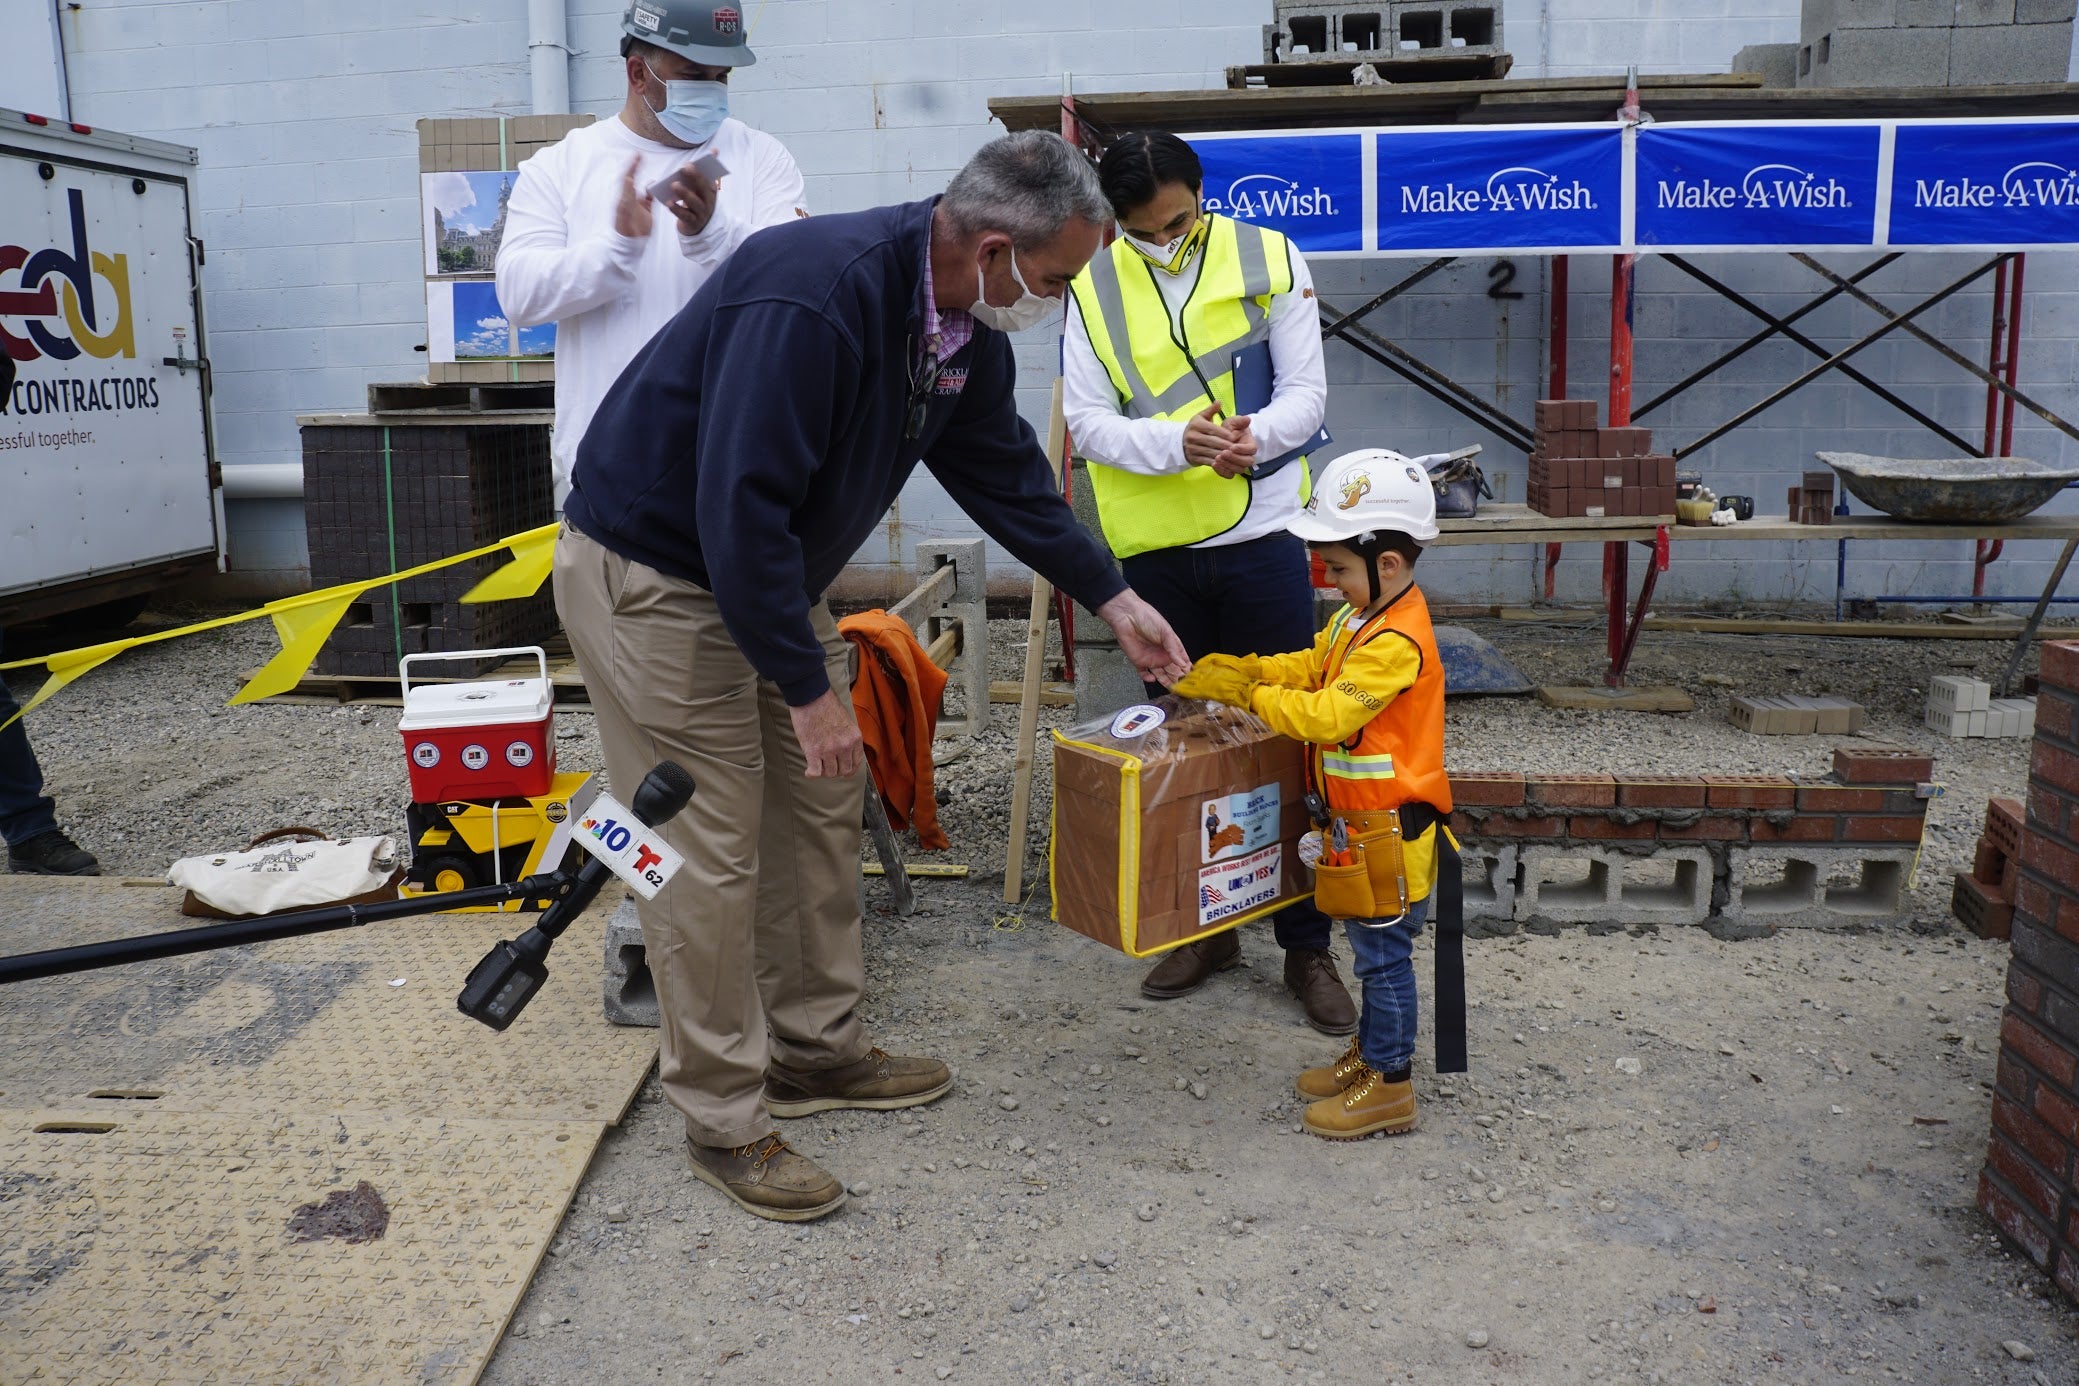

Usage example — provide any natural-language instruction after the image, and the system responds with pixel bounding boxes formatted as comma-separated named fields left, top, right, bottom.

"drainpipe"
left=221, top=463, right=305, bottom=500
left=528, top=0, right=571, bottom=116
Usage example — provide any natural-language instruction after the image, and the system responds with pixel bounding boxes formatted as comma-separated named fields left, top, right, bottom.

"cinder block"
left=1516, top=844, right=1714, bottom=929
left=1071, top=644, right=1150, bottom=723
left=1734, top=42, right=1800, bottom=88
left=1931, top=674, right=1992, bottom=713
left=2019, top=0, right=2078, bottom=23
left=1954, top=0, right=2020, bottom=23
left=1459, top=842, right=1520, bottom=934
left=1803, top=24, right=1953, bottom=88
left=1726, top=845, right=1918, bottom=927
left=1950, top=20, right=2075, bottom=84
left=603, top=896, right=659, bottom=1028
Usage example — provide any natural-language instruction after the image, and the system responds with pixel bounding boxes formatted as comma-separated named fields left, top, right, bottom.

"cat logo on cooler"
left=461, top=744, right=490, bottom=771
left=411, top=743, right=441, bottom=768
left=505, top=741, right=535, bottom=768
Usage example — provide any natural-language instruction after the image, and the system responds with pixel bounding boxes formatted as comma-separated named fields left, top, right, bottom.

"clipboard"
left=1232, top=341, right=1329, bottom=479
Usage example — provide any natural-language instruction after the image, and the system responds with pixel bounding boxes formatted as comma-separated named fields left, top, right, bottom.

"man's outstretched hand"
left=1096, top=590, right=1192, bottom=687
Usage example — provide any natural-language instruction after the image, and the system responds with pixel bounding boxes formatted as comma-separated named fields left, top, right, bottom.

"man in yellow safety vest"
left=1064, top=131, right=1353, bottom=1035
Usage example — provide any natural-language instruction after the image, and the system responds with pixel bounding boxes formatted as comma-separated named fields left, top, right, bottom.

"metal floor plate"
left=0, top=1105, right=598, bottom=1385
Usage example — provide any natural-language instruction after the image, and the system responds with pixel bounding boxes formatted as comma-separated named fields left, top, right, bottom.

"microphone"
left=457, top=761, right=695, bottom=1031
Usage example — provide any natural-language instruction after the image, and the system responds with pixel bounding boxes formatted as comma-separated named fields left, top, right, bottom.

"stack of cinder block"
left=1729, top=694, right=1868, bottom=735
left=1927, top=675, right=2039, bottom=739
left=1788, top=0, right=2079, bottom=90
left=1527, top=400, right=1678, bottom=519
left=1446, top=746, right=1934, bottom=938
left=1789, top=469, right=1837, bottom=525
left=1978, top=640, right=2079, bottom=1304
left=1263, top=1, right=1503, bottom=63
left=1955, top=796, right=2027, bottom=940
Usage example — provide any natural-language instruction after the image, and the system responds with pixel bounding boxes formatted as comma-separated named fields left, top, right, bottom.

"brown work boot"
left=686, top=1134, right=847, bottom=1222
left=1302, top=1064, right=1418, bottom=1141
left=1284, top=947, right=1357, bottom=1035
left=1295, top=1037, right=1365, bottom=1100
left=765, top=1047, right=952, bottom=1118
left=1140, top=931, right=1242, bottom=999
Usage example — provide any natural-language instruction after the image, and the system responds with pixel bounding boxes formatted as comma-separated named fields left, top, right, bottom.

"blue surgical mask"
left=643, top=62, right=728, bottom=147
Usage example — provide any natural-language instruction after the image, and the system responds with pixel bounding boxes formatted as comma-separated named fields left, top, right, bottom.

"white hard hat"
left=1289, top=448, right=1440, bottom=546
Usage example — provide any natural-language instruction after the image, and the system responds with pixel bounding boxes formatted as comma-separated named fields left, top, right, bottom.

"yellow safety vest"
left=1069, top=215, right=1305, bottom=559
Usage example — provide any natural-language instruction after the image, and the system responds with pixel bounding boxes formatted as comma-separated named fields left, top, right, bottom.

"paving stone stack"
left=1446, top=748, right=1935, bottom=937
left=1955, top=796, right=2027, bottom=940
left=1979, top=640, right=2079, bottom=1305
left=1527, top=400, right=1677, bottom=519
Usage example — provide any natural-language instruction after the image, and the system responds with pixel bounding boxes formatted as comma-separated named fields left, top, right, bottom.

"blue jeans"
left=1122, top=532, right=1331, bottom=952
left=0, top=631, right=58, bottom=848
left=1344, top=896, right=1429, bottom=1074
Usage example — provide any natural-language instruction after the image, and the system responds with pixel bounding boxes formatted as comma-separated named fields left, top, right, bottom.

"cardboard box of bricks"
left=419, top=115, right=594, bottom=385
left=1051, top=700, right=1312, bottom=958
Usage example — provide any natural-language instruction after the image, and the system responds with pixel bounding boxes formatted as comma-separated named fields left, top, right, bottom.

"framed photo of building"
left=422, top=171, right=515, bottom=276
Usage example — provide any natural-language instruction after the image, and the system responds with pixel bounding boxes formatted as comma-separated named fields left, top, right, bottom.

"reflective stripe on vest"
left=1313, top=587, right=1453, bottom=816
left=1069, top=216, right=1299, bottom=559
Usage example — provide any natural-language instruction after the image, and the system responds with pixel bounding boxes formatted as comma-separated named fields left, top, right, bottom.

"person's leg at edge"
left=1304, top=898, right=1427, bottom=1139
left=757, top=602, right=951, bottom=1118
left=0, top=630, right=96, bottom=875
left=553, top=525, right=843, bottom=1220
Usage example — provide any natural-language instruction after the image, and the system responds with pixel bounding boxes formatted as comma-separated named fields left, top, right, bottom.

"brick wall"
left=1980, top=640, right=2079, bottom=1305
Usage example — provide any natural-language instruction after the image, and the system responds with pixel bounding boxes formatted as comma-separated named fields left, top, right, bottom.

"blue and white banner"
left=1890, top=120, right=2079, bottom=249
left=1177, top=117, right=2079, bottom=257
left=1374, top=126, right=1624, bottom=254
left=1636, top=123, right=1882, bottom=250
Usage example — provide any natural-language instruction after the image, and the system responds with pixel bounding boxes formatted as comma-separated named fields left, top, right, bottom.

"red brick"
left=2019, top=873, right=2056, bottom=927
left=2036, top=1082, right=2079, bottom=1147
left=1703, top=775, right=1797, bottom=809
left=2033, top=742, right=2079, bottom=800
left=1994, top=1092, right=2074, bottom=1179
left=1615, top=776, right=1709, bottom=809
left=1976, top=837, right=2010, bottom=886
left=1832, top=746, right=1935, bottom=785
left=2021, top=829, right=2079, bottom=893
left=1753, top=815, right=1838, bottom=843
left=1449, top=811, right=1482, bottom=840
left=1479, top=814, right=1566, bottom=838
left=1569, top=815, right=1659, bottom=841
left=1658, top=816, right=1747, bottom=842
left=2029, top=785, right=2074, bottom=841
left=2037, top=689, right=2075, bottom=745
left=1997, top=1049, right=2034, bottom=1101
left=1955, top=872, right=2016, bottom=940
left=2057, top=1245, right=2079, bottom=1304
left=2010, top=967, right=2044, bottom=1016
left=1796, top=782, right=1886, bottom=813
left=1990, top=798, right=2028, bottom=855
left=1979, top=1167, right=2056, bottom=1266
left=1988, top=1131, right=2066, bottom=1221
left=2041, top=640, right=2079, bottom=695
left=2003, top=1011, right=2079, bottom=1088
left=1841, top=816, right=1926, bottom=844
left=1450, top=772, right=1526, bottom=808
left=1527, top=775, right=1617, bottom=809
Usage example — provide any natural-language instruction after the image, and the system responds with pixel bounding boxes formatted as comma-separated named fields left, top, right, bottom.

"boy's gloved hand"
left=1173, top=655, right=1259, bottom=708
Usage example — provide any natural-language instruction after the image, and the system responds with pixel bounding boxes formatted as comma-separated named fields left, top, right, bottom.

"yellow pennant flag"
left=227, top=588, right=366, bottom=706
left=0, top=641, right=130, bottom=732
left=460, top=523, right=558, bottom=605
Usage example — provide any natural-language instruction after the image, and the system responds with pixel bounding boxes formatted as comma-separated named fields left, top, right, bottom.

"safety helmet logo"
left=1336, top=474, right=1373, bottom=511
left=713, top=5, right=740, bottom=31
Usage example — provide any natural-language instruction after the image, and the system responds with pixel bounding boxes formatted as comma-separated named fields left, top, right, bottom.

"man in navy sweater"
left=557, top=131, right=1190, bottom=1222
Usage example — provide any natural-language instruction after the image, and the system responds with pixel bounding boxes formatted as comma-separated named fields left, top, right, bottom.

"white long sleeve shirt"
left=1063, top=238, right=1328, bottom=549
left=497, top=114, right=807, bottom=505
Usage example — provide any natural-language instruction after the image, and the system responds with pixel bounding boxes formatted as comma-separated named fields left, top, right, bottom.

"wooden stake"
left=1005, top=381, right=1066, bottom=904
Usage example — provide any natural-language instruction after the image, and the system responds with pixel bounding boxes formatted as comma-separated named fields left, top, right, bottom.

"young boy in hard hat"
left=1173, top=448, right=1465, bottom=1138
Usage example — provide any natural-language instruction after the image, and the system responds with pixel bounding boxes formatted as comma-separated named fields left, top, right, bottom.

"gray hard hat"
left=623, top=0, right=757, bottom=67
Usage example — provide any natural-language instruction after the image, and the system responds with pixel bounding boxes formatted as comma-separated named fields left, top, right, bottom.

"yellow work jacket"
left=1247, top=583, right=1452, bottom=901
left=1068, top=215, right=1304, bottom=558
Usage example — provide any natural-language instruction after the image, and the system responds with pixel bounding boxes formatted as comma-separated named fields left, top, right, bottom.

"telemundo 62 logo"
left=2, top=189, right=137, bottom=364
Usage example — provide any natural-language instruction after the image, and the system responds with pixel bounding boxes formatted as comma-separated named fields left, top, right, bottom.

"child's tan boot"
left=1302, top=1064, right=1418, bottom=1140
left=1295, top=1038, right=1366, bottom=1100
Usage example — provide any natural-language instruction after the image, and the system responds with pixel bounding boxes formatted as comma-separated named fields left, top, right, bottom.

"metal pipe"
left=221, top=463, right=304, bottom=500
left=1983, top=258, right=2009, bottom=458
left=2002, top=253, right=2027, bottom=458
left=1998, top=536, right=2079, bottom=697
left=1548, top=254, right=1568, bottom=399
left=1860, top=594, right=2079, bottom=604
left=528, top=0, right=571, bottom=116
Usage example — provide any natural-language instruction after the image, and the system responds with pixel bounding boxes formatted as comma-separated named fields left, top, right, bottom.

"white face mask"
left=970, top=247, right=1058, bottom=334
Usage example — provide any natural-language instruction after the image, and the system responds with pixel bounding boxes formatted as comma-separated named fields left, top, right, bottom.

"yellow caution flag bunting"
left=227, top=589, right=368, bottom=706
left=0, top=641, right=131, bottom=732
left=459, top=523, right=558, bottom=605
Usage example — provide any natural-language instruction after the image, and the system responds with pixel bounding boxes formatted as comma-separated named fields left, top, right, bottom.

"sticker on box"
left=1197, top=844, right=1283, bottom=927
left=1201, top=781, right=1281, bottom=864
left=1109, top=704, right=1166, bottom=739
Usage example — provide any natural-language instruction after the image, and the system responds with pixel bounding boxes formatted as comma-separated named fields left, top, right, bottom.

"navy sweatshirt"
left=564, top=197, right=1126, bottom=706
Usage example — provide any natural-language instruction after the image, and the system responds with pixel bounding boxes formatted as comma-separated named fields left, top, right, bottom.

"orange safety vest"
left=1315, top=583, right=1452, bottom=816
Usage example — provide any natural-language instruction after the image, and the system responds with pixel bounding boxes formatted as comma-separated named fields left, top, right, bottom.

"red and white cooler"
left=398, top=647, right=556, bottom=803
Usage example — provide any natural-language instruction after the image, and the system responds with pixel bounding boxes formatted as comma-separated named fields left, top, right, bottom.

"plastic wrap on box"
left=1049, top=697, right=1312, bottom=958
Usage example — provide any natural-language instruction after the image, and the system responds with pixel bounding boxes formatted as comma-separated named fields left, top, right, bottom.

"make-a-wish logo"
left=1913, top=160, right=2079, bottom=210
left=1205, top=174, right=1341, bottom=221
left=1400, top=166, right=1598, bottom=216
left=1656, top=163, right=1852, bottom=211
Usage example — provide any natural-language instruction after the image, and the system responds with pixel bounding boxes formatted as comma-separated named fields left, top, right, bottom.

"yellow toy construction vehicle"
left=400, top=770, right=592, bottom=912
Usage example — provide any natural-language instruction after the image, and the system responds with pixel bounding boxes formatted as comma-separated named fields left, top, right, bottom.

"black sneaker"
left=7, top=830, right=100, bottom=876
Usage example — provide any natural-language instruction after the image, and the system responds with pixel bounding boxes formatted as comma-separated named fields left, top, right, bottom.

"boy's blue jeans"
left=1344, top=895, right=1429, bottom=1075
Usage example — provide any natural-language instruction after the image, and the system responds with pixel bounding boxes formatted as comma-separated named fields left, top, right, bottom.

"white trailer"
left=0, top=105, right=221, bottom=627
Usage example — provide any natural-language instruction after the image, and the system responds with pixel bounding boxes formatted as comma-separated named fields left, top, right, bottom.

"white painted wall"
left=0, top=0, right=68, bottom=118
left=35, top=0, right=2079, bottom=611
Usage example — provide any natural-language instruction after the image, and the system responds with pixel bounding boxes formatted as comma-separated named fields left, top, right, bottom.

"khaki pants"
left=553, top=523, right=870, bottom=1147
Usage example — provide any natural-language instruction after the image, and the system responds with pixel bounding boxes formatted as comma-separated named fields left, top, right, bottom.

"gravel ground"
left=5, top=608, right=2077, bottom=1383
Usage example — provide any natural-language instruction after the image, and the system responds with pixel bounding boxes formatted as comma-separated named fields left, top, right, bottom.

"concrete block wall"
left=1979, top=640, right=2079, bottom=1306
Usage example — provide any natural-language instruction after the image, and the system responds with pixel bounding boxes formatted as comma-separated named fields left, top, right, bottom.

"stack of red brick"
left=1978, top=640, right=2079, bottom=1304
left=1953, top=797, right=2027, bottom=940
left=1789, top=469, right=1837, bottom=525
left=1527, top=399, right=1677, bottom=519
left=1446, top=748, right=1934, bottom=848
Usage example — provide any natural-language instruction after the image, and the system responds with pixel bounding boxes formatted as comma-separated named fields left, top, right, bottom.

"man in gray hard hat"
left=498, top=0, right=807, bottom=507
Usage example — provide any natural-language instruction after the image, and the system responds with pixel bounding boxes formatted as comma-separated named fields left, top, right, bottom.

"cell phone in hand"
left=648, top=150, right=728, bottom=204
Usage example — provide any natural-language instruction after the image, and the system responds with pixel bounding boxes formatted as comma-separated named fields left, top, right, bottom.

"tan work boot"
left=1141, top=931, right=1242, bottom=999
left=1302, top=1063, right=1418, bottom=1141
left=686, top=1134, right=847, bottom=1222
left=765, top=1047, right=952, bottom=1118
left=1295, top=1038, right=1366, bottom=1101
